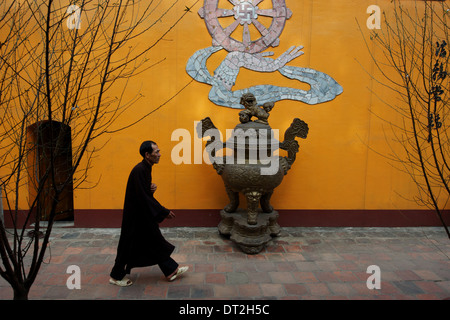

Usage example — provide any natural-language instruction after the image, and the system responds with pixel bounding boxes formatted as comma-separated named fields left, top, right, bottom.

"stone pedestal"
left=218, top=209, right=280, bottom=254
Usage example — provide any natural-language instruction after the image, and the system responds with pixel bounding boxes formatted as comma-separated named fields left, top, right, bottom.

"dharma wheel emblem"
left=198, top=0, right=292, bottom=53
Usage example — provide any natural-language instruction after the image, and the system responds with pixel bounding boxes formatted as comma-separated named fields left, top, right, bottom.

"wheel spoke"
left=216, top=8, right=234, bottom=18
left=224, top=19, right=240, bottom=36
left=252, top=19, right=269, bottom=37
left=242, top=23, right=251, bottom=46
left=256, top=9, right=276, bottom=18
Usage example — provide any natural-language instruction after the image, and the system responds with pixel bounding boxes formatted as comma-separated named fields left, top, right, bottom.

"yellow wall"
left=3, top=1, right=441, bottom=212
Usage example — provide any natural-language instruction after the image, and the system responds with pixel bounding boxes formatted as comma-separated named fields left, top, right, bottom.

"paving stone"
left=190, top=285, right=214, bottom=299
left=392, top=281, right=425, bottom=295
left=238, top=283, right=262, bottom=297
left=284, top=283, right=308, bottom=296
left=205, top=273, right=226, bottom=284
left=226, top=272, right=249, bottom=284
left=269, top=271, right=296, bottom=284
left=167, top=285, right=191, bottom=299
left=327, top=282, right=357, bottom=296
left=260, top=283, right=285, bottom=297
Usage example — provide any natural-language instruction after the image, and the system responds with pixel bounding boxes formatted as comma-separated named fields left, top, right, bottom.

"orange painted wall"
left=2, top=0, right=444, bottom=213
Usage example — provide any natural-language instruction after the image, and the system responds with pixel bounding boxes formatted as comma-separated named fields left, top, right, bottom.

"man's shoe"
left=168, top=266, right=189, bottom=282
left=109, top=277, right=133, bottom=287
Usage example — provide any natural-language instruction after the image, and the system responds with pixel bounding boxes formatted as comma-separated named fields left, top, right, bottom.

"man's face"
left=146, top=144, right=161, bottom=165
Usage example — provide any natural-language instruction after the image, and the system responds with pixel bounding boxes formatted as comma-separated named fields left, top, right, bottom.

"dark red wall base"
left=4, top=209, right=449, bottom=229
left=75, top=209, right=449, bottom=228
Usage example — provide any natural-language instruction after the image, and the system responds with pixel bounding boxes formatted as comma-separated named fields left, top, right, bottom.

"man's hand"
left=150, top=183, right=157, bottom=193
left=166, top=211, right=176, bottom=219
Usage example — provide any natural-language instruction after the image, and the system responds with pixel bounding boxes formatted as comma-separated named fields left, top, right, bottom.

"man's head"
left=140, top=140, right=161, bottom=165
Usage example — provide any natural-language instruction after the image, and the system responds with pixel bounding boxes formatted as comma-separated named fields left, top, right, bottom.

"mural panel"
left=186, top=0, right=343, bottom=108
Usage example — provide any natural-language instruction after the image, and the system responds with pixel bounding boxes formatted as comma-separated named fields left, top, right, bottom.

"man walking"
left=109, top=141, right=188, bottom=286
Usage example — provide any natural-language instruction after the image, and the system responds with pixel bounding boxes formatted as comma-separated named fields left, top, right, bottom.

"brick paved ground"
left=0, top=227, right=449, bottom=300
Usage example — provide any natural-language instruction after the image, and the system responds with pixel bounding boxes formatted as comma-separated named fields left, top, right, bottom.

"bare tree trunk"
left=13, top=285, right=29, bottom=300
left=0, top=189, right=3, bottom=225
